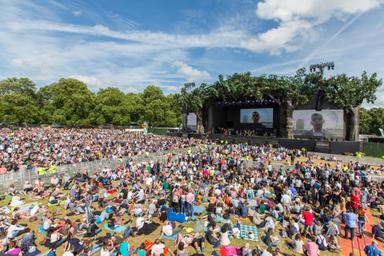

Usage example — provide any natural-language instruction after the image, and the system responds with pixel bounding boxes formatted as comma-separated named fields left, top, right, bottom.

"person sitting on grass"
left=151, top=239, right=165, bottom=256
left=364, top=241, right=382, bottom=256
left=160, top=221, right=181, bottom=238
left=262, top=228, right=280, bottom=248
left=206, top=225, right=220, bottom=248
left=372, top=222, right=384, bottom=242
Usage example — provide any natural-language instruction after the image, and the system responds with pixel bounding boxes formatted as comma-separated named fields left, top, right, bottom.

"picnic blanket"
left=103, top=223, right=126, bottom=232
left=239, top=224, right=258, bottom=241
left=167, top=211, right=186, bottom=223
left=136, top=222, right=159, bottom=235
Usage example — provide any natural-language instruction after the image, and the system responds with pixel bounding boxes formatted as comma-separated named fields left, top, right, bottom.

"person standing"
left=357, top=206, right=367, bottom=237
left=302, top=208, right=314, bottom=235
left=344, top=210, right=358, bottom=240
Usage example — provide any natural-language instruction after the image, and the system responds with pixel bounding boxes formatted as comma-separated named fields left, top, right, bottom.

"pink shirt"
left=186, top=193, right=195, bottom=204
left=304, top=241, right=319, bottom=256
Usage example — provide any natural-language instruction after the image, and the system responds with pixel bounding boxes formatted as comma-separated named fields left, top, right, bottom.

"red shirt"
left=302, top=211, right=314, bottom=226
left=351, top=195, right=359, bottom=209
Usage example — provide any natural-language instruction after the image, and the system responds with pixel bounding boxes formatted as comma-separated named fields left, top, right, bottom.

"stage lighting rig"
left=309, top=62, right=335, bottom=74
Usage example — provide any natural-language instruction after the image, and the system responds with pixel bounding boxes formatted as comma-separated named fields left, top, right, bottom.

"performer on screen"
left=252, top=111, right=265, bottom=128
left=304, top=113, right=333, bottom=139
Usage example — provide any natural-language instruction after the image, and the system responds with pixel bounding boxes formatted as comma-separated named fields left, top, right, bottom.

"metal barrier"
left=0, top=148, right=197, bottom=193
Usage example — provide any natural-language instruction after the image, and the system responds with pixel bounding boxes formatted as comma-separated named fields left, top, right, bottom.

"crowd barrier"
left=0, top=147, right=197, bottom=194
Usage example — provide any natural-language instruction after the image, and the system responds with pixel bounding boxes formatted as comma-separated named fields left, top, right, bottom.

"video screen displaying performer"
left=293, top=109, right=344, bottom=139
left=240, top=108, right=273, bottom=128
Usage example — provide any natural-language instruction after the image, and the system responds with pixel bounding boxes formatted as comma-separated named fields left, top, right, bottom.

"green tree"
left=0, top=78, right=40, bottom=125
left=177, top=84, right=206, bottom=133
left=141, top=85, right=180, bottom=127
left=0, top=77, right=37, bottom=97
left=124, top=93, right=144, bottom=124
left=142, top=85, right=164, bottom=104
left=359, top=108, right=373, bottom=134
left=94, top=87, right=130, bottom=125
left=0, top=94, right=40, bottom=124
left=326, top=72, right=382, bottom=140
left=166, top=94, right=182, bottom=126
left=359, top=108, right=384, bottom=135
left=38, top=78, right=95, bottom=126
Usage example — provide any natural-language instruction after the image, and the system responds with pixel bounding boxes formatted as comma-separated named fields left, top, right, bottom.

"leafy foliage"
left=0, top=70, right=381, bottom=132
left=326, top=72, right=382, bottom=108
left=0, top=78, right=40, bottom=125
left=359, top=108, right=384, bottom=135
left=0, top=77, right=181, bottom=127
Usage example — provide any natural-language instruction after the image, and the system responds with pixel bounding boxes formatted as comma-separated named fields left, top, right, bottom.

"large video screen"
left=240, top=108, right=273, bottom=128
left=293, top=109, right=344, bottom=139
left=186, top=113, right=197, bottom=131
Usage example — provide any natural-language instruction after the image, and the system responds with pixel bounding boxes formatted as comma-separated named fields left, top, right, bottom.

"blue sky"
left=1, top=0, right=384, bottom=106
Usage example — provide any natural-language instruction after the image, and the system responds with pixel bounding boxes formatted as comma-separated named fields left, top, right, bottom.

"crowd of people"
left=0, top=128, right=384, bottom=256
left=213, top=128, right=275, bottom=138
left=0, top=128, right=196, bottom=173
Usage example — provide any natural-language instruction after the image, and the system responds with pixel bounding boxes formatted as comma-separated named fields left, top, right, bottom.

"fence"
left=363, top=142, right=384, bottom=158
left=148, top=127, right=176, bottom=135
left=0, top=148, right=195, bottom=193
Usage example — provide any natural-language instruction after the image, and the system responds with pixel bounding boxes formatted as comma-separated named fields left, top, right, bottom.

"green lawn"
left=0, top=193, right=338, bottom=256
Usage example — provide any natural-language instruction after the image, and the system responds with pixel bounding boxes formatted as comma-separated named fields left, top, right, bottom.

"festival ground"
left=1, top=155, right=383, bottom=256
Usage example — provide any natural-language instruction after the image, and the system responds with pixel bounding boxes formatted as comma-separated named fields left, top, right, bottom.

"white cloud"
left=251, top=0, right=384, bottom=54
left=174, top=61, right=211, bottom=82
left=256, top=0, right=384, bottom=23
left=2, top=0, right=383, bottom=58
left=0, top=0, right=383, bottom=98
left=72, top=11, right=82, bottom=17
left=241, top=19, right=313, bottom=54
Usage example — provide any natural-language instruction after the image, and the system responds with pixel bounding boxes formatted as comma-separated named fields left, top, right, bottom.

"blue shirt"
left=119, top=241, right=129, bottom=256
left=365, top=244, right=382, bottom=256
left=344, top=212, right=358, bottom=228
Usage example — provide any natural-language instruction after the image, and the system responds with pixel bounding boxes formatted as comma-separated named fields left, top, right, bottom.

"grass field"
left=2, top=193, right=332, bottom=256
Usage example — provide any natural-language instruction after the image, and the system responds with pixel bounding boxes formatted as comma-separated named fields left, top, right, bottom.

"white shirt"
left=220, top=231, right=230, bottom=246
left=151, top=243, right=165, bottom=256
left=146, top=177, right=153, bottom=186
left=7, top=225, right=25, bottom=238
left=162, top=224, right=173, bottom=236
left=136, top=217, right=144, bottom=230
left=261, top=251, right=273, bottom=256
left=100, top=248, right=111, bottom=256
left=281, top=194, right=291, bottom=204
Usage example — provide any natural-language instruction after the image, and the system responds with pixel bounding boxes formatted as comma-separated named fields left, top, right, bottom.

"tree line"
left=359, top=108, right=384, bottom=135
left=0, top=78, right=181, bottom=127
left=1, top=74, right=383, bottom=135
